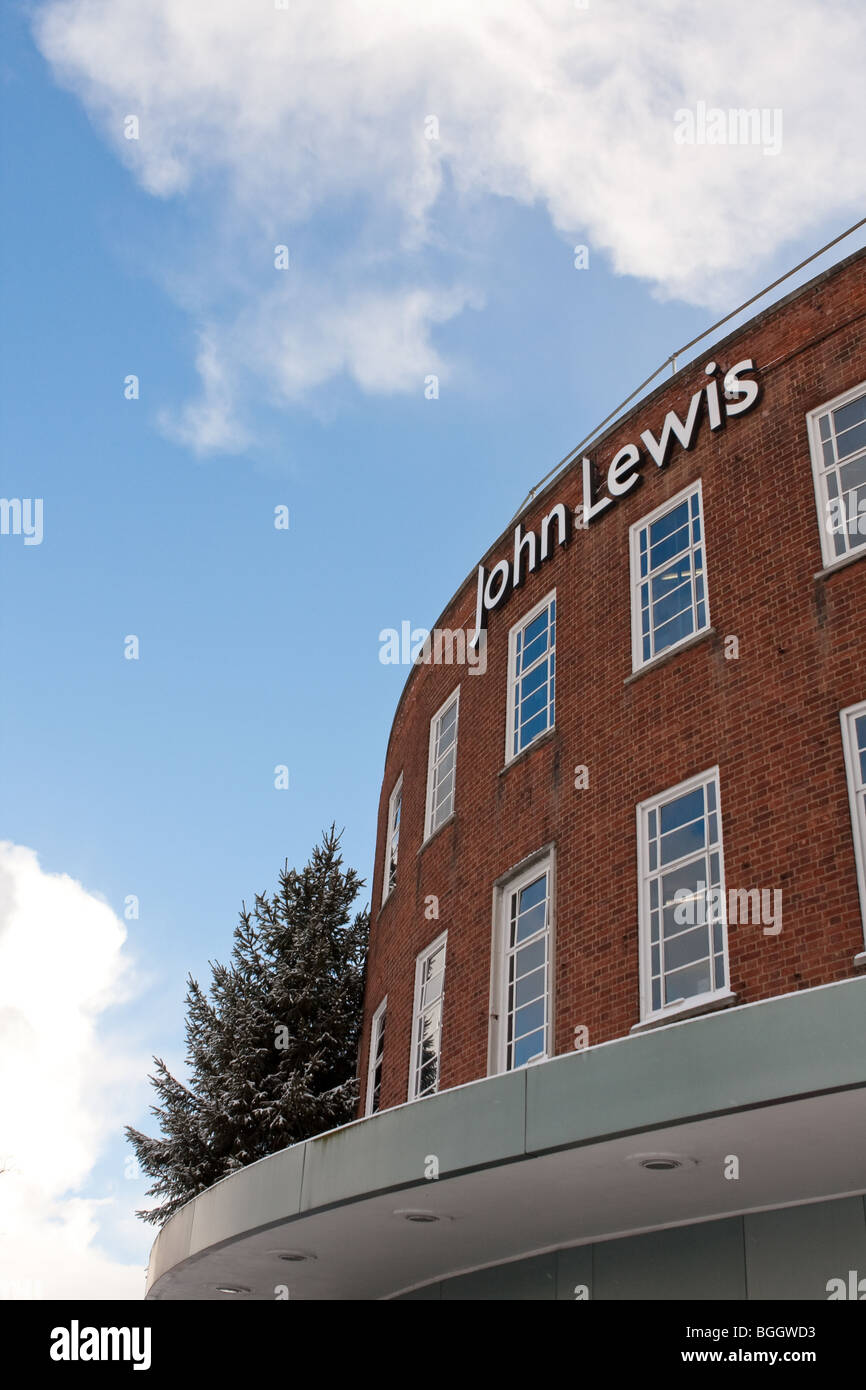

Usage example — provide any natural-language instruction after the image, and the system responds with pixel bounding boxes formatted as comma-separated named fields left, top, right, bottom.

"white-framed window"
left=629, top=481, right=709, bottom=671
left=636, top=768, right=729, bottom=1022
left=490, top=850, right=554, bottom=1073
left=365, top=997, right=387, bottom=1116
left=382, top=774, right=402, bottom=905
left=506, top=591, right=556, bottom=763
left=840, top=700, right=866, bottom=948
left=424, top=689, right=459, bottom=840
left=409, top=932, right=447, bottom=1100
left=807, top=381, right=866, bottom=569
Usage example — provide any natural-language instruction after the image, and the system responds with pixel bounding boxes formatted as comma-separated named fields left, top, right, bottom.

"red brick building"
left=147, top=248, right=866, bottom=1302
left=360, top=246, right=866, bottom=1116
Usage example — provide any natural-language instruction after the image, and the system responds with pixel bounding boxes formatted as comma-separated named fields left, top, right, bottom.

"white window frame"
left=364, top=997, right=387, bottom=1116
left=505, top=590, right=556, bottom=765
left=381, top=773, right=402, bottom=905
left=840, top=700, right=866, bottom=955
left=489, top=847, right=555, bottom=1075
left=629, top=480, right=710, bottom=673
left=636, top=767, right=730, bottom=1024
left=409, top=931, right=448, bottom=1101
left=807, top=380, right=866, bottom=571
left=424, top=688, right=460, bottom=841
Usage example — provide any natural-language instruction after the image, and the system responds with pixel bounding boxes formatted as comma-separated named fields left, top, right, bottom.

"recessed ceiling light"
left=215, top=1285, right=250, bottom=1294
left=627, top=1152, right=696, bottom=1171
left=394, top=1208, right=442, bottom=1223
left=277, top=1251, right=315, bottom=1263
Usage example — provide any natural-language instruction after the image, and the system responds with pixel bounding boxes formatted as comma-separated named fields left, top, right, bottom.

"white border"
left=504, top=589, right=557, bottom=766
left=628, top=479, right=709, bottom=675
left=807, top=379, right=866, bottom=571
left=635, top=765, right=729, bottom=1025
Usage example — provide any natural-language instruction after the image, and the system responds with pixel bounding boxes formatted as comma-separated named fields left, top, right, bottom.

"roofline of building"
left=379, top=242, right=866, bottom=770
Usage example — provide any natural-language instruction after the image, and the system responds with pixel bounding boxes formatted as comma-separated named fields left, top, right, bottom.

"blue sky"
left=1, top=0, right=865, bottom=1298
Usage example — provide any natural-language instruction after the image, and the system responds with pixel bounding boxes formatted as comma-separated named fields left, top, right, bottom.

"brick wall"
left=358, top=247, right=866, bottom=1115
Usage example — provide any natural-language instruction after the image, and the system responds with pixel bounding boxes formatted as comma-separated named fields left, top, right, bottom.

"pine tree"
left=126, top=826, right=369, bottom=1226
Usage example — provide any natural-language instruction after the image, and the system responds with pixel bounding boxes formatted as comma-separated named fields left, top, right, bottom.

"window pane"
left=649, top=500, right=689, bottom=549
left=426, top=944, right=445, bottom=975
left=514, top=938, right=546, bottom=978
left=661, top=857, right=707, bottom=907
left=515, top=965, right=546, bottom=1009
left=653, top=607, right=694, bottom=653
left=518, top=875, right=547, bottom=913
left=514, top=1031, right=545, bottom=1068
left=519, top=659, right=549, bottom=701
left=438, top=699, right=457, bottom=735
left=423, top=969, right=444, bottom=1004
left=519, top=709, right=549, bottom=748
left=836, top=422, right=866, bottom=460
left=840, top=454, right=866, bottom=494
left=519, top=682, right=549, bottom=727
left=514, top=998, right=545, bottom=1039
left=649, top=520, right=690, bottom=572
left=503, top=860, right=550, bottom=1071
left=652, top=575, right=693, bottom=629
left=419, top=1002, right=440, bottom=1052
left=514, top=901, right=547, bottom=944
left=435, top=764, right=454, bottom=805
left=664, top=959, right=712, bottom=1004
left=636, top=490, right=707, bottom=667
left=521, top=631, right=549, bottom=671
left=664, top=924, right=711, bottom=972
left=832, top=393, right=866, bottom=438
left=523, top=609, right=549, bottom=647
left=660, top=818, right=706, bottom=866
left=661, top=787, right=704, bottom=834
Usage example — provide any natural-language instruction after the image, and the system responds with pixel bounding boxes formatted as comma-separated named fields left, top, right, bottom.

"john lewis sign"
left=470, top=358, right=761, bottom=649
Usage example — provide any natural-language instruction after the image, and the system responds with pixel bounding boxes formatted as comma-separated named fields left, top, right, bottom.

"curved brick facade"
left=359, top=248, right=866, bottom=1117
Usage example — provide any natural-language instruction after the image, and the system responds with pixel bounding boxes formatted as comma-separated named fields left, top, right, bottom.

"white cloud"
left=159, top=327, right=252, bottom=455
left=0, top=843, right=146, bottom=1300
left=34, top=0, right=866, bottom=450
